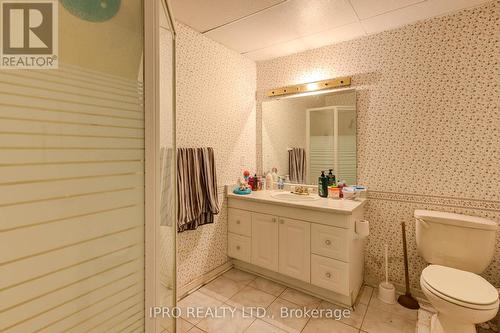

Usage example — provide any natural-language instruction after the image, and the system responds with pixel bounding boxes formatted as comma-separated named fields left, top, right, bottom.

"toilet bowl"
left=414, top=210, right=499, bottom=333
left=420, top=265, right=499, bottom=333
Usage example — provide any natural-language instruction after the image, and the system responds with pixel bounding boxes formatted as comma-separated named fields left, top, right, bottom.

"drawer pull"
left=325, top=272, right=332, bottom=279
left=325, top=239, right=331, bottom=246
left=236, top=245, right=241, bottom=250
left=236, top=220, right=241, bottom=224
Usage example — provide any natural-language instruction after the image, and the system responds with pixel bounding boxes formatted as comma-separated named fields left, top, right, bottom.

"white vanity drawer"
left=228, top=233, right=251, bottom=262
left=228, top=208, right=251, bottom=237
left=311, top=254, right=349, bottom=296
left=311, top=224, right=349, bottom=262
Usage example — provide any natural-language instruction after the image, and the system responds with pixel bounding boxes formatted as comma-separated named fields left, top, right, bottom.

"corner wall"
left=256, top=2, right=499, bottom=291
left=175, top=23, right=257, bottom=288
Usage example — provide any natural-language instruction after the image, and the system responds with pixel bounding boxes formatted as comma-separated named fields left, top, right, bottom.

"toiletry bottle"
left=278, top=176, right=284, bottom=190
left=322, top=173, right=329, bottom=198
left=337, top=180, right=345, bottom=198
left=253, top=174, right=259, bottom=191
left=265, top=172, right=273, bottom=190
left=248, top=175, right=254, bottom=190
left=318, top=171, right=328, bottom=198
left=271, top=167, right=278, bottom=182
left=327, top=169, right=336, bottom=186
left=328, top=186, right=340, bottom=199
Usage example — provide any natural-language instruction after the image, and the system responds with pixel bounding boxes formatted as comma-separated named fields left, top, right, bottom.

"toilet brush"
left=398, top=221, right=420, bottom=310
left=378, top=243, right=396, bottom=304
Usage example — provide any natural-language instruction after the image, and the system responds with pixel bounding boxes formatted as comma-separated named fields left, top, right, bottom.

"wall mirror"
left=262, top=89, right=357, bottom=185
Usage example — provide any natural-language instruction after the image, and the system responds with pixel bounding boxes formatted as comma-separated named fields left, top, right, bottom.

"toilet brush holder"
left=378, top=243, right=396, bottom=304
left=378, top=281, right=396, bottom=304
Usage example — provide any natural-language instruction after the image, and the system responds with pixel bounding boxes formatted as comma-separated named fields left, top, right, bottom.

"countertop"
left=226, top=189, right=366, bottom=215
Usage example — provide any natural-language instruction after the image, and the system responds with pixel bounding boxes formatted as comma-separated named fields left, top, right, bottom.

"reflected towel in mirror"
left=288, top=148, right=306, bottom=184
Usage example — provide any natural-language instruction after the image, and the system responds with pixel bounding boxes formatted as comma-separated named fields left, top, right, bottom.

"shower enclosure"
left=156, top=1, right=177, bottom=332
left=0, top=0, right=176, bottom=332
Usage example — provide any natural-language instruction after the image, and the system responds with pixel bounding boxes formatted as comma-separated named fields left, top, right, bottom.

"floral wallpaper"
left=174, top=23, right=257, bottom=288
left=170, top=1, right=499, bottom=294
left=256, top=1, right=499, bottom=291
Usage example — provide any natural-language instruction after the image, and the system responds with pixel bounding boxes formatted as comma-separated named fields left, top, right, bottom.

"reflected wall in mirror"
left=262, top=89, right=356, bottom=185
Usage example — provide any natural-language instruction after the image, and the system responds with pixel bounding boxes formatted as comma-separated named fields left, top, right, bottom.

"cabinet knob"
left=236, top=245, right=241, bottom=250
left=279, top=219, right=284, bottom=224
left=325, top=239, right=331, bottom=246
left=325, top=272, right=332, bottom=279
left=272, top=218, right=277, bottom=223
left=236, top=220, right=241, bottom=224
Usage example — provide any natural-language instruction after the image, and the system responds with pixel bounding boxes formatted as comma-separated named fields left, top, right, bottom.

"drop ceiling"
left=170, top=0, right=492, bottom=61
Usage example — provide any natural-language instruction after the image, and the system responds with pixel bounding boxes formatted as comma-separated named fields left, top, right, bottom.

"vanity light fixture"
left=278, top=86, right=354, bottom=99
left=266, top=76, right=351, bottom=97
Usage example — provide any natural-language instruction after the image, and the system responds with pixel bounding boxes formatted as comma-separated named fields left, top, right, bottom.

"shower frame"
left=144, top=0, right=177, bottom=332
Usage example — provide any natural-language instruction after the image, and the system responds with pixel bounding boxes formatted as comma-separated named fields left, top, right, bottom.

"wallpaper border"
left=367, top=191, right=500, bottom=212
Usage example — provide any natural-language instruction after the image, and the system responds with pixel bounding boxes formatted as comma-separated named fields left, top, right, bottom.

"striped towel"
left=177, top=147, right=220, bottom=232
left=289, top=148, right=306, bottom=184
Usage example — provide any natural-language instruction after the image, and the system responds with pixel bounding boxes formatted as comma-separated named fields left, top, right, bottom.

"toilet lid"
left=422, top=265, right=499, bottom=306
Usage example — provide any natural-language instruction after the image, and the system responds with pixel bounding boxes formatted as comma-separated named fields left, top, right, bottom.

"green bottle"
left=318, top=171, right=328, bottom=198
left=327, top=169, right=336, bottom=186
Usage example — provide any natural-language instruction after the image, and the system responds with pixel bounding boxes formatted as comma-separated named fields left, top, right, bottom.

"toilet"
left=415, top=210, right=499, bottom=333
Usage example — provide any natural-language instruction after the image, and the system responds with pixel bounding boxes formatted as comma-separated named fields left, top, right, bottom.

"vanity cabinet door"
left=251, top=213, right=278, bottom=271
left=278, top=218, right=311, bottom=282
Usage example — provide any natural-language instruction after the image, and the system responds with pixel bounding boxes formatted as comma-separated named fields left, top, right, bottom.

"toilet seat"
left=421, top=265, right=499, bottom=310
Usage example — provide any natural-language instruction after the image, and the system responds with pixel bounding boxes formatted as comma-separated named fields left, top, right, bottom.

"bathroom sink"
left=270, top=192, right=320, bottom=202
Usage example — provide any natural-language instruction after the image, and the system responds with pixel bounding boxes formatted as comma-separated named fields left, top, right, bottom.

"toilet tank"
left=415, top=210, right=498, bottom=274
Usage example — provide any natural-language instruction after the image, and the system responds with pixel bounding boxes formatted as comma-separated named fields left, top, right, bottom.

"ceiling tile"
left=360, top=0, right=492, bottom=34
left=170, top=0, right=285, bottom=32
left=245, top=22, right=365, bottom=61
left=349, top=0, right=425, bottom=20
left=205, top=0, right=359, bottom=53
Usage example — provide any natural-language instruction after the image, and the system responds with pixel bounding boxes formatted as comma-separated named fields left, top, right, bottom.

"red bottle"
left=338, top=182, right=345, bottom=198
left=248, top=176, right=254, bottom=190
left=252, top=174, right=259, bottom=191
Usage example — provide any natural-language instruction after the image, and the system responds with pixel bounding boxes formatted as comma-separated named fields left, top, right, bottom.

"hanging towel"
left=177, top=147, right=220, bottom=232
left=288, top=148, right=306, bottom=184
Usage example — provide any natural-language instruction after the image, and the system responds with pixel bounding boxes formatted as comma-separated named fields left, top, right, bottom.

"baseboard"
left=177, top=261, right=233, bottom=300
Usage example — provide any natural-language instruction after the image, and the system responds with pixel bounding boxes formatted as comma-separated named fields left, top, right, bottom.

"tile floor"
left=171, top=268, right=420, bottom=333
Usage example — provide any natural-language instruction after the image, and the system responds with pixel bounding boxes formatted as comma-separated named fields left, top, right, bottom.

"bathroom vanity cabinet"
left=226, top=190, right=366, bottom=307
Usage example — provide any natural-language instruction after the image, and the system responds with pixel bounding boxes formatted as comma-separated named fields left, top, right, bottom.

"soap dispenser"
left=327, top=169, right=336, bottom=186
left=318, top=171, right=328, bottom=198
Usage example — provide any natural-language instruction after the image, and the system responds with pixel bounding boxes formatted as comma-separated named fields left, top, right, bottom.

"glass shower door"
left=0, top=1, right=148, bottom=332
